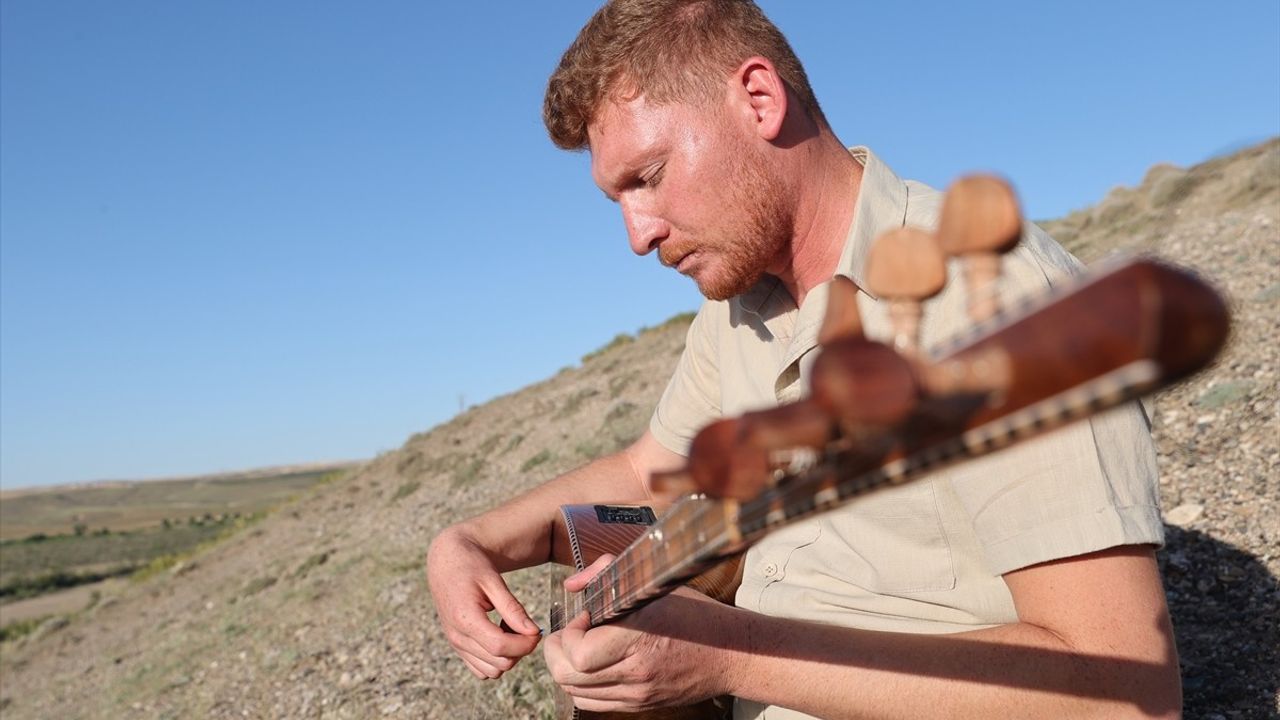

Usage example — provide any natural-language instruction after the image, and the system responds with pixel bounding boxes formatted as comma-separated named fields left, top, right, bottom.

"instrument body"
left=549, top=503, right=736, bottom=720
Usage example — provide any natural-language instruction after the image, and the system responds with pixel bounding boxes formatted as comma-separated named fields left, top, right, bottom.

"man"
left=427, top=1, right=1182, bottom=717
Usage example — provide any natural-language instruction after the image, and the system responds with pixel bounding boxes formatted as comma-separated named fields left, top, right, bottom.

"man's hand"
left=426, top=526, right=542, bottom=679
left=543, top=555, right=742, bottom=713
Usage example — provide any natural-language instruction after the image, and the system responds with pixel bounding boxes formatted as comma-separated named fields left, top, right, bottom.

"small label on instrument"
left=594, top=505, right=656, bottom=525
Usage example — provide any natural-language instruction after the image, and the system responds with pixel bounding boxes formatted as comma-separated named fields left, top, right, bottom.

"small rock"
left=1165, top=503, right=1205, bottom=526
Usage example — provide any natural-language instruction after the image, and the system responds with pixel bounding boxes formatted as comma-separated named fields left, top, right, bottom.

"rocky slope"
left=1, top=139, right=1276, bottom=719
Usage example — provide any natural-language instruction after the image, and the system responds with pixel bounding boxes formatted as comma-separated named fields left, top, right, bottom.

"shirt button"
left=763, top=563, right=778, bottom=577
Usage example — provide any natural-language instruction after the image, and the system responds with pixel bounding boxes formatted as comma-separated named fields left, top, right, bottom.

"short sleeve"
left=649, top=300, right=724, bottom=456
left=936, top=222, right=1164, bottom=574
left=944, top=403, right=1163, bottom=574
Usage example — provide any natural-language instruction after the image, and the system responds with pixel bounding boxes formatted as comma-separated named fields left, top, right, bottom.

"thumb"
left=565, top=553, right=616, bottom=592
left=481, top=575, right=540, bottom=636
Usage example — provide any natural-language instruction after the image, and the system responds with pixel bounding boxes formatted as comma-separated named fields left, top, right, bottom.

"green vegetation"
left=400, top=450, right=471, bottom=481
left=1195, top=380, right=1256, bottom=410
left=520, top=450, right=553, bottom=473
left=0, top=565, right=136, bottom=602
left=0, top=615, right=49, bottom=643
left=502, top=434, right=525, bottom=454
left=450, top=458, right=486, bottom=489
left=478, top=433, right=504, bottom=455
left=608, top=371, right=638, bottom=399
left=291, top=551, right=331, bottom=579
left=0, top=466, right=347, bottom=540
left=656, top=311, right=696, bottom=329
left=0, top=515, right=246, bottom=597
left=602, top=401, right=646, bottom=451
left=581, top=333, right=634, bottom=364
left=128, top=511, right=266, bottom=583
left=390, top=480, right=422, bottom=502
left=604, top=400, right=639, bottom=424
left=575, top=441, right=604, bottom=460
left=635, top=311, right=698, bottom=336
left=241, top=575, right=278, bottom=597
left=555, top=387, right=600, bottom=419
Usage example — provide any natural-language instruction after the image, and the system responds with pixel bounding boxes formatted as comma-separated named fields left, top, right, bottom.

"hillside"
left=1, top=139, right=1276, bottom=719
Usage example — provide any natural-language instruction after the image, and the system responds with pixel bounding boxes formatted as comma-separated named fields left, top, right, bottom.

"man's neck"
left=773, top=131, right=863, bottom=308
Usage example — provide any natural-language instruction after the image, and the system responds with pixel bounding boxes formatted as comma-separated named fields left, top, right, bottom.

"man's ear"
left=729, top=55, right=787, bottom=141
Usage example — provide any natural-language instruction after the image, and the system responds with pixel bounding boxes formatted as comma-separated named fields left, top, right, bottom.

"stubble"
left=696, top=144, right=793, bottom=301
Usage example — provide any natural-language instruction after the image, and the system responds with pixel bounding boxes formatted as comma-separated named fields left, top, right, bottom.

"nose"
left=620, top=196, right=669, bottom=256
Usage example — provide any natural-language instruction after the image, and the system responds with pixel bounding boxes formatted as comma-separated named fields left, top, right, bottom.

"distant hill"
left=0, top=139, right=1276, bottom=719
left=0, top=461, right=361, bottom=539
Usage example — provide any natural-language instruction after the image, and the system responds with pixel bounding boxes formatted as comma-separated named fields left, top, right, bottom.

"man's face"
left=587, top=93, right=792, bottom=301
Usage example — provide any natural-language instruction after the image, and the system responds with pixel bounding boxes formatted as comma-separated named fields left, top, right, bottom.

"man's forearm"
left=453, top=449, right=650, bottom=571
left=698, top=547, right=1182, bottom=719
left=720, top=611, right=1180, bottom=720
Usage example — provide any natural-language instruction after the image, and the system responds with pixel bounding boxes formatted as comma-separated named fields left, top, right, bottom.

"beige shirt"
left=647, top=147, right=1163, bottom=720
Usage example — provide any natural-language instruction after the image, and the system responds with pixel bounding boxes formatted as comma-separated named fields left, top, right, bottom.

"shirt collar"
left=738, top=145, right=910, bottom=314
left=837, top=146, right=910, bottom=299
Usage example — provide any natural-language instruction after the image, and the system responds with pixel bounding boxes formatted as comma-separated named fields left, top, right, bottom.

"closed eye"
left=641, top=165, right=665, bottom=189
left=600, top=163, right=664, bottom=202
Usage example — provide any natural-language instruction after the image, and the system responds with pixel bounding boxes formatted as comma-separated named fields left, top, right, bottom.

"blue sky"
left=2, top=1, right=1277, bottom=489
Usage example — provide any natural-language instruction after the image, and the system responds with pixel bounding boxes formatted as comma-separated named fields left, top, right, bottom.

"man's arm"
left=426, top=430, right=684, bottom=680
left=545, top=545, right=1182, bottom=719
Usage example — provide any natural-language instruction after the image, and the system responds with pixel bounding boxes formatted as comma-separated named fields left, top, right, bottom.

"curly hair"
left=543, top=0, right=826, bottom=150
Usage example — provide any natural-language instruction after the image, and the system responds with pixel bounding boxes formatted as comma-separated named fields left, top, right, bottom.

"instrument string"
left=574, top=496, right=726, bottom=622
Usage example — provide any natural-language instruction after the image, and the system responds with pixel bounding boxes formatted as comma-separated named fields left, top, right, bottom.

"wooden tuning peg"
left=648, top=468, right=700, bottom=501
left=810, top=338, right=920, bottom=428
left=818, top=275, right=865, bottom=346
left=937, top=175, right=1022, bottom=323
left=684, top=402, right=832, bottom=501
left=865, top=227, right=947, bottom=355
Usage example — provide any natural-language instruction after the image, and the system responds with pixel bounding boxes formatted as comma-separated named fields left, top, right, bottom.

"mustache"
left=658, top=243, right=690, bottom=268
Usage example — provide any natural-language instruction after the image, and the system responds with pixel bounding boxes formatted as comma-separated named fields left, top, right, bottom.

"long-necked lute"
left=544, top=177, right=1229, bottom=720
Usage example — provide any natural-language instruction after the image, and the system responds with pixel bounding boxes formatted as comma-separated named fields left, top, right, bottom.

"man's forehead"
left=588, top=97, right=664, bottom=152
left=587, top=96, right=669, bottom=192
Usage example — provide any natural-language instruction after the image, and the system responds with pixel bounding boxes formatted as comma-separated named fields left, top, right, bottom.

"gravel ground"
left=1045, top=140, right=1280, bottom=718
left=1144, top=209, right=1279, bottom=718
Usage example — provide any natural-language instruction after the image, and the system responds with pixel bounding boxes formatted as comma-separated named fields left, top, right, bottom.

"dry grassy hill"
left=0, top=463, right=357, bottom=540
left=1, top=139, right=1276, bottom=719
